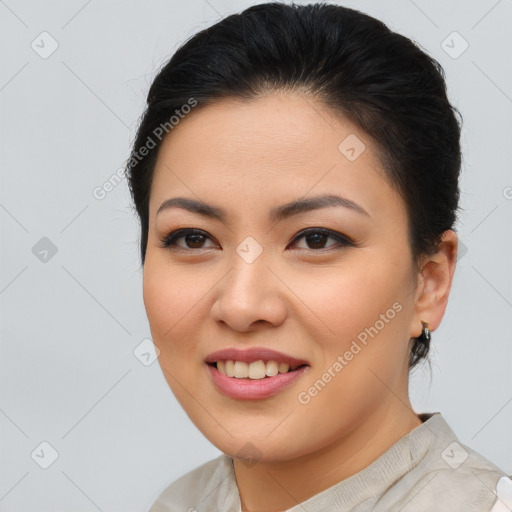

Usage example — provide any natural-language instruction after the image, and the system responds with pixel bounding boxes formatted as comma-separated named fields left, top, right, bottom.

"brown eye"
left=183, top=233, right=207, bottom=248
left=160, top=229, right=218, bottom=250
left=289, top=228, right=353, bottom=251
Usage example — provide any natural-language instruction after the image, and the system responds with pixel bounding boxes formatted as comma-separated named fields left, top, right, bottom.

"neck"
left=233, top=401, right=423, bottom=512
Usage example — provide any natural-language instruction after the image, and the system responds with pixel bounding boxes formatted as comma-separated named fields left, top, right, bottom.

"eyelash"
left=158, top=227, right=354, bottom=253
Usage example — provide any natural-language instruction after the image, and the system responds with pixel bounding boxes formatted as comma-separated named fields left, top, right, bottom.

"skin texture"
left=142, top=92, right=458, bottom=512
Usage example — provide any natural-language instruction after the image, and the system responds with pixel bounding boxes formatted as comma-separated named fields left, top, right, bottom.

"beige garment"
left=149, top=412, right=511, bottom=512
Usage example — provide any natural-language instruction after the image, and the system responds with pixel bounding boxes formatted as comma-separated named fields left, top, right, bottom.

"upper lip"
left=205, top=347, right=309, bottom=368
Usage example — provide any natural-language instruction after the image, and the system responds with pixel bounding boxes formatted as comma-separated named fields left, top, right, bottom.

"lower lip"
left=206, top=363, right=309, bottom=400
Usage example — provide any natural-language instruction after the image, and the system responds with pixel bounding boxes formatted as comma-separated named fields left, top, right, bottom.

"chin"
left=198, top=421, right=314, bottom=464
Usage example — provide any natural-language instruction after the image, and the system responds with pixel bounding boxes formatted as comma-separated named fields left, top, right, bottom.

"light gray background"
left=1, top=0, right=511, bottom=510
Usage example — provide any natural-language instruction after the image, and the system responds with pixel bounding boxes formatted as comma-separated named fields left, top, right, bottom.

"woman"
left=126, top=3, right=511, bottom=511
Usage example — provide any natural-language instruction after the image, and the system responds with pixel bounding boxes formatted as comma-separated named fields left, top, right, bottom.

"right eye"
left=158, top=228, right=219, bottom=251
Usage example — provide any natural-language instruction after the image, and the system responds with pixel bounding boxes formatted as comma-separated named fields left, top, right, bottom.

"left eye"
left=159, top=228, right=353, bottom=251
left=288, top=228, right=353, bottom=251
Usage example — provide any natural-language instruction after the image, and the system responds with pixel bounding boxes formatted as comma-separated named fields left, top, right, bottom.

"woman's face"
left=143, top=92, right=426, bottom=462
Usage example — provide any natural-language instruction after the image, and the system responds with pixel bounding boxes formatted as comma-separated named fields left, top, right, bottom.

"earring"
left=418, top=320, right=431, bottom=342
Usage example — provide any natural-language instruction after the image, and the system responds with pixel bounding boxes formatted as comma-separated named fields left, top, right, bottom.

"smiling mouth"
left=208, top=360, right=308, bottom=379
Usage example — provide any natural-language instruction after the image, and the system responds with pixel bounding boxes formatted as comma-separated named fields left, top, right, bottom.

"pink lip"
left=206, top=363, right=310, bottom=400
left=204, top=347, right=309, bottom=368
left=204, top=347, right=310, bottom=400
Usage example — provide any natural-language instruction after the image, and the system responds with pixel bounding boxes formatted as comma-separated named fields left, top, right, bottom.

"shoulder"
left=148, top=454, right=235, bottom=512
left=395, top=441, right=511, bottom=512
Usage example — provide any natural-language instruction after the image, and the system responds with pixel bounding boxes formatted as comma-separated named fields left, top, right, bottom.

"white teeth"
left=266, top=360, right=279, bottom=377
left=234, top=361, right=249, bottom=378
left=278, top=362, right=290, bottom=374
left=225, top=360, right=235, bottom=377
left=215, top=360, right=298, bottom=379
left=248, top=360, right=266, bottom=379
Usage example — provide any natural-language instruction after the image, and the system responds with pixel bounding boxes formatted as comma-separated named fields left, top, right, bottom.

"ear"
left=410, top=230, right=459, bottom=338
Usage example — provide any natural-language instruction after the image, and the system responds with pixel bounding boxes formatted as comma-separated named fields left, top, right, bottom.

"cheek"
left=142, top=260, right=210, bottom=407
left=295, top=264, right=409, bottom=398
left=142, top=260, right=207, bottom=354
left=293, top=264, right=402, bottom=346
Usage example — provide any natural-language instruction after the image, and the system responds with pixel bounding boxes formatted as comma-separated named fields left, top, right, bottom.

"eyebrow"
left=156, top=194, right=370, bottom=223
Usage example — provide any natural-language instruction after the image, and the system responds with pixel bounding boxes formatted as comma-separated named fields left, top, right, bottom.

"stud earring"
left=419, top=320, right=431, bottom=342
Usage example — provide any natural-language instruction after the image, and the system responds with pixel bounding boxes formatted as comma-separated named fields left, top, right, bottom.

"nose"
left=211, top=250, right=288, bottom=333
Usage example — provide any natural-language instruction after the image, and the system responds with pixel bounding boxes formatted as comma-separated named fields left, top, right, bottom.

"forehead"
left=149, top=92, right=405, bottom=225
left=154, top=92, right=377, bottom=170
